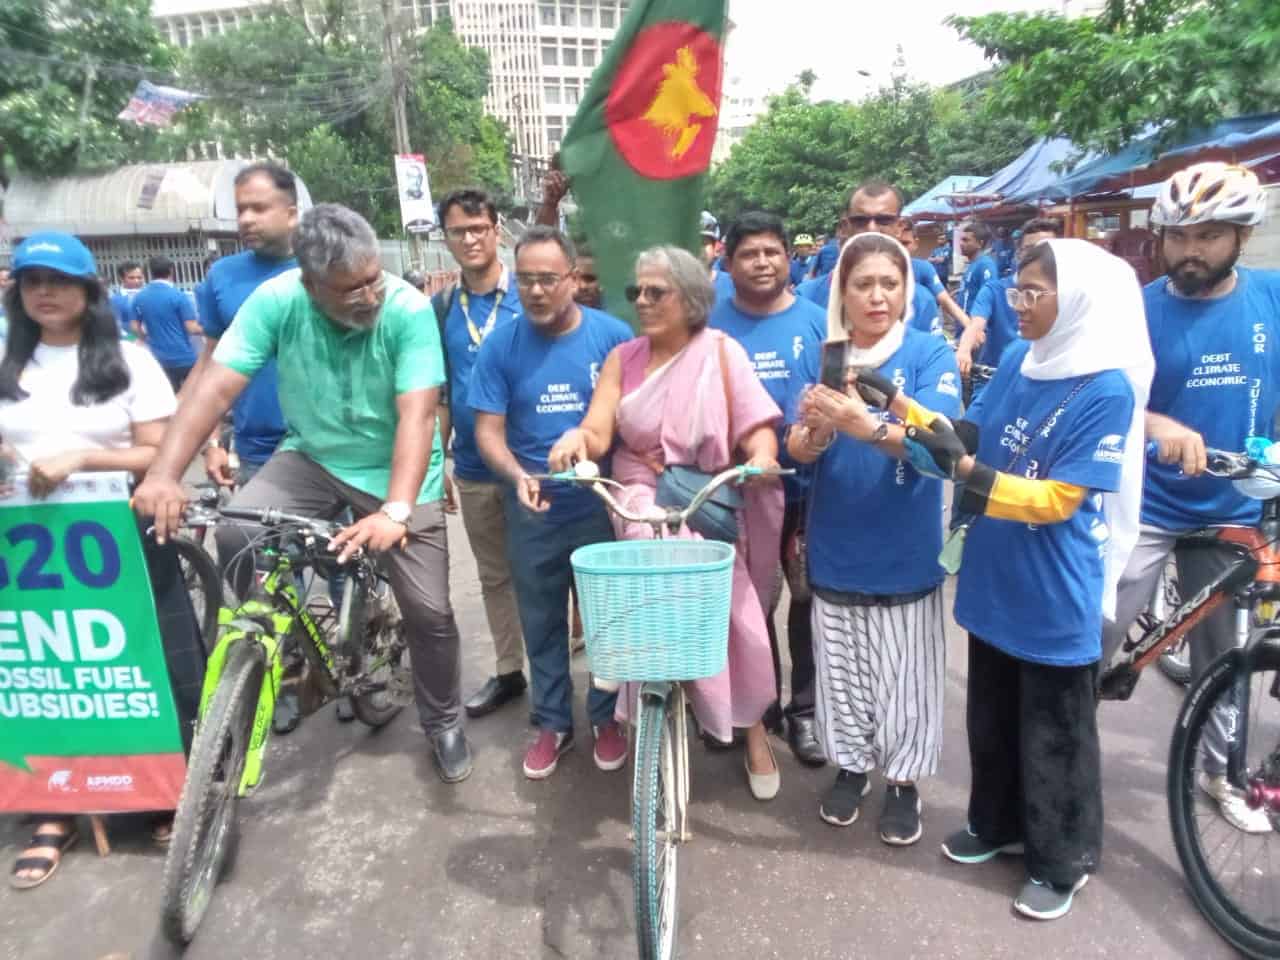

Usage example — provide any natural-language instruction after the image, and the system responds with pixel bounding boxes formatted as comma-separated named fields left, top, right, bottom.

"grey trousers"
left=213, top=451, right=462, bottom=736
left=454, top=474, right=525, bottom=675
left=1102, top=525, right=1243, bottom=775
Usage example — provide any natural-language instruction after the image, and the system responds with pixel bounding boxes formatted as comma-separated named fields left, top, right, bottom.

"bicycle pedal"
left=386, top=668, right=416, bottom=706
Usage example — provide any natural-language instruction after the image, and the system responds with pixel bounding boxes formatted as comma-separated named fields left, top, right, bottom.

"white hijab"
left=1020, top=238, right=1154, bottom=620
left=826, top=232, right=916, bottom=369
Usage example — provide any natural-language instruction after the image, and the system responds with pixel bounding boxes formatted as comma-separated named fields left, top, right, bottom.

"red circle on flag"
left=605, top=22, right=723, bottom=180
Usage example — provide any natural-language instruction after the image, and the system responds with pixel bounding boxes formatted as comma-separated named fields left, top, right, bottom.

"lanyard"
left=459, top=268, right=507, bottom=346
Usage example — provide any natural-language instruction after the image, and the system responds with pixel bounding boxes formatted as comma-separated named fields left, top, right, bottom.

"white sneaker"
left=1198, top=773, right=1274, bottom=834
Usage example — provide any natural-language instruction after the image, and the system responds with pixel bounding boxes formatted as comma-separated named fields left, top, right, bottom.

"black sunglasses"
left=625, top=284, right=672, bottom=303
left=843, top=214, right=901, bottom=229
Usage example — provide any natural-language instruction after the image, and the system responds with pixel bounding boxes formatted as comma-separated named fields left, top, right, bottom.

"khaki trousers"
left=454, top=474, right=525, bottom=675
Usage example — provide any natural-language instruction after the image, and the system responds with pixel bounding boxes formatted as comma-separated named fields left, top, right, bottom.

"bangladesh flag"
left=559, top=0, right=728, bottom=328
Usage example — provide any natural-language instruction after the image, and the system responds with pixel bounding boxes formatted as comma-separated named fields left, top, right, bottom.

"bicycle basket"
left=570, top=539, right=735, bottom=682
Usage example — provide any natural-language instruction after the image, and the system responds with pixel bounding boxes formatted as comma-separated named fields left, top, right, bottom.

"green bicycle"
left=160, top=504, right=412, bottom=945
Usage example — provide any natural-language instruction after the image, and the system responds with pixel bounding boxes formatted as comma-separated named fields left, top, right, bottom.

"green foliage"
left=0, top=0, right=176, bottom=177
left=950, top=0, right=1280, bottom=155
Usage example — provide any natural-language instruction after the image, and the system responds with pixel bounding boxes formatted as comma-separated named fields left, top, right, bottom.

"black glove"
left=904, top=418, right=968, bottom=479
left=852, top=369, right=900, bottom=409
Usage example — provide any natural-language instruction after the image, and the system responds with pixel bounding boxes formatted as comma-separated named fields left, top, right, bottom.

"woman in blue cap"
left=1, top=232, right=202, bottom=889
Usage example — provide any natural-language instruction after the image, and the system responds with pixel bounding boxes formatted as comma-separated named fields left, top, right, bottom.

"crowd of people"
left=3, top=157, right=1278, bottom=927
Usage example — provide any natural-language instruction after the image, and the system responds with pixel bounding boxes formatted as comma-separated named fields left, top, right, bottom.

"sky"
left=722, top=0, right=1085, bottom=104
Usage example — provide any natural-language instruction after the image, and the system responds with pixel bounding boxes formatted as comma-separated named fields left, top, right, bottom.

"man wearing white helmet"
left=1101, top=162, right=1280, bottom=834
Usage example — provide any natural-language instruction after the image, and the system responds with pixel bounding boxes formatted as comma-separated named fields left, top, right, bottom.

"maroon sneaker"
left=523, top=728, right=573, bottom=780
left=593, top=721, right=628, bottom=772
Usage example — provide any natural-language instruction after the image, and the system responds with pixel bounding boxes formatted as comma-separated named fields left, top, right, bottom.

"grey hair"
left=292, top=203, right=380, bottom=278
left=635, top=245, right=714, bottom=332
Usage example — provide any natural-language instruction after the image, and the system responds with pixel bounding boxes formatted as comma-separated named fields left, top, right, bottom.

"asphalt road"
left=0, top=510, right=1244, bottom=960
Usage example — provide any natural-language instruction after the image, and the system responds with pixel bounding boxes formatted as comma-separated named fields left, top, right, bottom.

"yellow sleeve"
left=959, top=461, right=1087, bottom=524
left=903, top=398, right=937, bottom=429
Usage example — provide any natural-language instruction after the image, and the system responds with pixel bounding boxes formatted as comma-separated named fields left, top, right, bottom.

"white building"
left=711, top=76, right=769, bottom=165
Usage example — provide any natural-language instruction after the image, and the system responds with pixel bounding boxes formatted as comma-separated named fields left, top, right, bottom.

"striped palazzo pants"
left=811, top=588, right=946, bottom=781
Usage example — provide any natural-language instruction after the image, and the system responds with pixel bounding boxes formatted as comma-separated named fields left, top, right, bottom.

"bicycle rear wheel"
left=633, top=693, right=680, bottom=960
left=1168, top=641, right=1280, bottom=958
left=338, top=576, right=409, bottom=728
left=173, top=535, right=224, bottom=657
left=161, top=637, right=265, bottom=945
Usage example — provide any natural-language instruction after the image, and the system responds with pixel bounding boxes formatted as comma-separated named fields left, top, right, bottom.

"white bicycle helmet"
left=1150, top=162, right=1268, bottom=228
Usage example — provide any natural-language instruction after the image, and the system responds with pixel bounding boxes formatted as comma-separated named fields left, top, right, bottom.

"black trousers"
left=966, top=634, right=1102, bottom=888
left=143, top=531, right=205, bottom=756
left=766, top=499, right=815, bottom=718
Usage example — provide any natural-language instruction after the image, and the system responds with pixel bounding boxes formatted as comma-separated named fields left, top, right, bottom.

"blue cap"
left=12, top=232, right=97, bottom=280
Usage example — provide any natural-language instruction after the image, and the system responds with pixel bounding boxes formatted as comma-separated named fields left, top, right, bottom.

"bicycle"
left=175, top=487, right=227, bottom=654
left=1129, top=558, right=1191, bottom=685
left=1098, top=444, right=1280, bottom=958
left=534, top=461, right=791, bottom=960
left=160, top=504, right=412, bottom=945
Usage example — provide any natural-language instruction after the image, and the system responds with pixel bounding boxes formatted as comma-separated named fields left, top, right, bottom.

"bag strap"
left=717, top=332, right=735, bottom=463
left=1004, top=374, right=1096, bottom=473
left=431, top=284, right=459, bottom=402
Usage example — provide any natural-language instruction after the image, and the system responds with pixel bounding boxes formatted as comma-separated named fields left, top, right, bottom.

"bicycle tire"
left=1168, top=643, right=1280, bottom=959
left=633, top=695, right=679, bottom=960
left=161, top=638, right=265, bottom=945
left=1159, top=638, right=1193, bottom=686
left=338, top=576, right=406, bottom=729
left=173, top=535, right=225, bottom=657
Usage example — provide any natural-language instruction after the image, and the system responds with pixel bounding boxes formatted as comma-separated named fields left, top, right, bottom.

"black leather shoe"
left=273, top=689, right=301, bottom=735
left=335, top=697, right=355, bottom=723
left=787, top=715, right=826, bottom=767
left=431, top=727, right=473, bottom=783
left=465, top=672, right=528, bottom=718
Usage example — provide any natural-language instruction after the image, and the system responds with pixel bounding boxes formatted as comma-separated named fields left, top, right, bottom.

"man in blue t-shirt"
left=134, top=255, right=199, bottom=391
left=109, top=261, right=145, bottom=337
left=1100, top=162, right=1280, bottom=834
left=433, top=188, right=529, bottom=721
left=470, top=226, right=633, bottom=782
left=901, top=219, right=969, bottom=334
left=958, top=220, right=999, bottom=315
left=709, top=211, right=827, bottom=766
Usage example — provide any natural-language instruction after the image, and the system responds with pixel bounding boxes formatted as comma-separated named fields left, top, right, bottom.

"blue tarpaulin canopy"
left=902, top=174, right=986, bottom=218
left=969, top=137, right=1101, bottom=208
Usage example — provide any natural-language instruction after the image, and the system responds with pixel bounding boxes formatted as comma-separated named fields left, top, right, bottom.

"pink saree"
left=610, top=329, right=783, bottom=741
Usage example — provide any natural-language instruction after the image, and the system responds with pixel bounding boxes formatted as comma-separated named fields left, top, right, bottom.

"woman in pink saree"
left=548, top=245, right=784, bottom=800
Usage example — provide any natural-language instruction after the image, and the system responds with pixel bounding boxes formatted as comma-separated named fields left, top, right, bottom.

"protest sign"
left=0, top=473, right=185, bottom=813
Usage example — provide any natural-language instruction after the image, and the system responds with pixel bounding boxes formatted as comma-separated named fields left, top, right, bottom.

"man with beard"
left=1101, top=163, right=1280, bottom=834
left=710, top=211, right=828, bottom=766
left=133, top=203, right=473, bottom=784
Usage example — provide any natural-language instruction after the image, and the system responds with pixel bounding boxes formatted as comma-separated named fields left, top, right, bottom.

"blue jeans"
left=504, top=493, right=616, bottom=733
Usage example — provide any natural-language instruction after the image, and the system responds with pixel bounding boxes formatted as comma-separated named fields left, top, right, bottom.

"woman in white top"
left=2, top=233, right=202, bottom=890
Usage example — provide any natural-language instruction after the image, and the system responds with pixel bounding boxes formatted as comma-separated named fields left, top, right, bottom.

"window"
left=583, top=47, right=597, bottom=68
left=562, top=44, right=578, bottom=66
left=541, top=43, right=558, bottom=66
left=540, top=4, right=555, bottom=25
left=601, top=8, right=615, bottom=28
left=580, top=6, right=594, bottom=26
left=561, top=5, right=576, bottom=26
left=565, top=85, right=580, bottom=106
left=544, top=83, right=561, bottom=104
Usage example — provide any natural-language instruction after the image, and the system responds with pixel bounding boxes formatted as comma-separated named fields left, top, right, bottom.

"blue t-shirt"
left=441, top=279, right=522, bottom=483
left=912, top=258, right=945, bottom=298
left=961, top=253, right=999, bottom=314
left=795, top=273, right=939, bottom=337
left=969, top=276, right=1019, bottom=368
left=711, top=268, right=735, bottom=305
left=812, top=239, right=840, bottom=279
left=468, top=307, right=632, bottom=521
left=789, top=257, right=813, bottom=287
left=109, top=290, right=139, bottom=336
left=134, top=280, right=197, bottom=368
left=792, top=329, right=961, bottom=594
left=198, top=251, right=297, bottom=465
left=710, top=295, right=826, bottom=503
left=796, top=274, right=831, bottom=308
left=1142, top=269, right=1280, bottom=531
left=955, top=341, right=1135, bottom=665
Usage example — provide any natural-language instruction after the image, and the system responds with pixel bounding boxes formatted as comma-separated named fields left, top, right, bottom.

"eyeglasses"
left=444, top=224, right=494, bottom=242
left=329, top=273, right=386, bottom=306
left=843, top=214, right=901, bottom=231
left=515, top=272, right=569, bottom=291
left=1005, top=287, right=1057, bottom=310
left=625, top=284, right=672, bottom=304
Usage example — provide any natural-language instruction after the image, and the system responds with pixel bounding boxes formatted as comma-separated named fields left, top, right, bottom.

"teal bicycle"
left=539, top=462, right=790, bottom=960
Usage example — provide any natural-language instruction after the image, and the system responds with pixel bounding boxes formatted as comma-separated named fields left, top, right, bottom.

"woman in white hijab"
left=786, top=232, right=961, bottom=846
left=903, top=238, right=1152, bottom=922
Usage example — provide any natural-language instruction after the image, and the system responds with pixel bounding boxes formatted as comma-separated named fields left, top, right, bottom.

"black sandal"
left=9, top=823, right=79, bottom=890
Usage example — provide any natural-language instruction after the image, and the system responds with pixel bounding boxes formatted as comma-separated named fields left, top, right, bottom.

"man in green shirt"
left=134, top=204, right=471, bottom=783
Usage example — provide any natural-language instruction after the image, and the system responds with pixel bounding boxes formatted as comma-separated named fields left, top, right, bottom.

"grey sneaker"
left=879, top=784, right=922, bottom=846
left=820, top=769, right=870, bottom=827
left=1013, top=874, right=1089, bottom=921
left=941, top=825, right=1025, bottom=864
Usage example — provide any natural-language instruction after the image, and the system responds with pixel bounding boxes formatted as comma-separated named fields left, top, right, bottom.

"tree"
left=0, top=0, right=176, bottom=180
left=950, top=0, right=1280, bottom=156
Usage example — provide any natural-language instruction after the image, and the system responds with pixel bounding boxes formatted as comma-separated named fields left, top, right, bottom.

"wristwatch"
left=870, top=422, right=890, bottom=443
left=379, top=500, right=412, bottom=525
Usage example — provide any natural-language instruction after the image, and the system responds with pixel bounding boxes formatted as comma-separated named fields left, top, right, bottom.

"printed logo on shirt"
left=1093, top=433, right=1125, bottom=465
left=751, top=350, right=791, bottom=381
left=590, top=361, right=601, bottom=388
left=1186, top=352, right=1246, bottom=388
left=1254, top=322, right=1268, bottom=356
left=536, top=382, right=587, bottom=415
left=792, top=335, right=804, bottom=360
left=936, top=371, right=960, bottom=398
left=1089, top=517, right=1111, bottom=556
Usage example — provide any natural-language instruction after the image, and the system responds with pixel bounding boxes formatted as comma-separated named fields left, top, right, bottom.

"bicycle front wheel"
left=338, top=577, right=409, bottom=728
left=633, top=693, right=680, bottom=960
left=1168, top=642, right=1280, bottom=958
left=173, top=535, right=225, bottom=657
left=161, top=637, right=265, bottom=945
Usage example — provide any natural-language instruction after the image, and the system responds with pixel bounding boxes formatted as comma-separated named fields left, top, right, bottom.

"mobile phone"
left=819, top=341, right=847, bottom=391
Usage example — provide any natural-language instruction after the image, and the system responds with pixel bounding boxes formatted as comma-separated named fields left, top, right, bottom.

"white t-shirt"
left=0, top=341, right=176, bottom=462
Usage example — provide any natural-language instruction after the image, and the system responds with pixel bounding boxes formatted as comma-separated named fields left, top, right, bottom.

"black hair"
left=1018, top=239, right=1057, bottom=286
left=0, top=276, right=130, bottom=405
left=117, top=261, right=142, bottom=280
left=837, top=233, right=910, bottom=298
left=1020, top=216, right=1064, bottom=238
left=514, top=225, right=576, bottom=265
left=437, top=188, right=499, bottom=226
left=148, top=255, right=174, bottom=279
left=846, top=179, right=905, bottom=214
left=724, top=211, right=788, bottom=261
left=962, top=220, right=993, bottom=246
left=234, top=162, right=299, bottom=205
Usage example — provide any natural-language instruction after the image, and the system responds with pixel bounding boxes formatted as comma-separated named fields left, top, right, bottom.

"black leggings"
left=965, top=633, right=1102, bottom=888
left=766, top=499, right=814, bottom=718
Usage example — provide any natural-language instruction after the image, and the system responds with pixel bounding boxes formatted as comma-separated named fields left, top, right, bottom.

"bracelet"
left=806, top=426, right=836, bottom=453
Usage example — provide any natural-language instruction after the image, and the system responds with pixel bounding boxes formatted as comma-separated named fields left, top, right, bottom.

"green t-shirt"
left=214, top=269, right=445, bottom=504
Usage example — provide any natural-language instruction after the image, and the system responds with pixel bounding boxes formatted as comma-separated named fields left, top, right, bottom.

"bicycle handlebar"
left=216, top=505, right=345, bottom=538
left=1144, top=442, right=1265, bottom=480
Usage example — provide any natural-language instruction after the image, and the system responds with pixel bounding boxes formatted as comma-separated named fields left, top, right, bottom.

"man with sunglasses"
left=134, top=203, right=474, bottom=785
left=710, top=211, right=829, bottom=765
left=470, top=226, right=633, bottom=780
